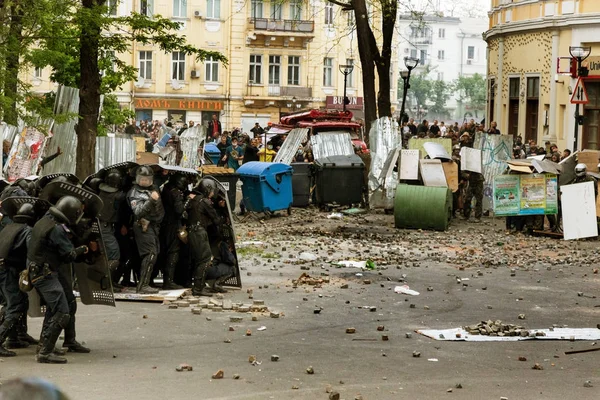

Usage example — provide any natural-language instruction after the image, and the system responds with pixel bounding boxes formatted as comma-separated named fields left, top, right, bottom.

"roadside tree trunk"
left=4, top=3, right=24, bottom=126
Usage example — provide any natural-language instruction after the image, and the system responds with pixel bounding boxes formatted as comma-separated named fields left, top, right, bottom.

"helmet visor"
left=136, top=175, right=154, bottom=187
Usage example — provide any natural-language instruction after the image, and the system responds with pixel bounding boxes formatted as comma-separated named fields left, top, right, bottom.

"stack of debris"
left=293, top=273, right=331, bottom=288
left=463, top=320, right=546, bottom=337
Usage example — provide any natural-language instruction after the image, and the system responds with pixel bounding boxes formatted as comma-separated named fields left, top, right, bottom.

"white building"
left=397, top=14, right=488, bottom=122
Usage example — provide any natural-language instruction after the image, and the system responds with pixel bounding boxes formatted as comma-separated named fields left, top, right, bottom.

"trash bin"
left=204, top=143, right=221, bottom=165
left=203, top=168, right=239, bottom=207
left=291, top=162, right=311, bottom=207
left=313, top=154, right=365, bottom=206
left=394, top=184, right=452, bottom=231
left=237, top=162, right=293, bottom=215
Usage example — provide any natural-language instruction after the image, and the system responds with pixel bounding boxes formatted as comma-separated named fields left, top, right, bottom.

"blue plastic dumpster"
left=237, top=162, right=293, bottom=215
left=204, top=143, right=222, bottom=165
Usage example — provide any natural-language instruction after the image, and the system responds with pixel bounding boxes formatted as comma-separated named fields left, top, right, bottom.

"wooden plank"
left=136, top=151, right=159, bottom=165
left=134, top=137, right=146, bottom=152
left=578, top=150, right=600, bottom=172
left=442, top=161, right=459, bottom=192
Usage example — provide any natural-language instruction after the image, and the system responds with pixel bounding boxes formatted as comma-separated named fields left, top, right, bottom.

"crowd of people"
left=0, top=164, right=238, bottom=364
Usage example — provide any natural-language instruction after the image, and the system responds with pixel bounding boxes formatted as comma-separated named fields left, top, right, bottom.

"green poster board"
left=493, top=174, right=558, bottom=216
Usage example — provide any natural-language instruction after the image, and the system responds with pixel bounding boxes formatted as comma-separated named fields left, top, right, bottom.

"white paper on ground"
left=299, top=252, right=319, bottom=261
left=417, top=327, right=600, bottom=341
left=337, top=260, right=367, bottom=269
left=394, top=285, right=420, bottom=296
left=561, top=181, right=598, bottom=240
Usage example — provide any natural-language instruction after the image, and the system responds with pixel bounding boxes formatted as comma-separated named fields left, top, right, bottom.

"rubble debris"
left=412, top=351, right=421, bottom=358
left=329, top=392, right=340, bottom=400
left=176, top=363, right=193, bottom=372
left=584, top=380, right=593, bottom=388
left=377, top=326, right=385, bottom=331
left=212, top=369, right=224, bottom=379
left=294, top=272, right=330, bottom=287
left=271, top=355, right=280, bottom=362
left=462, top=320, right=528, bottom=336
left=532, top=363, right=544, bottom=370
left=248, top=355, right=256, bottom=363
left=394, top=285, right=420, bottom=296
left=306, top=366, right=315, bottom=374
left=346, top=328, right=356, bottom=334
left=518, top=356, right=527, bottom=361
left=233, top=374, right=240, bottom=380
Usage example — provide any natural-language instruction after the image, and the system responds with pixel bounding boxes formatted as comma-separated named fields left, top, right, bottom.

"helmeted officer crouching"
left=28, top=196, right=89, bottom=364
left=127, top=166, right=164, bottom=294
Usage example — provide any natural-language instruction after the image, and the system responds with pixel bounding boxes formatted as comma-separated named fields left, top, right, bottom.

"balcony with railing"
left=252, top=18, right=314, bottom=33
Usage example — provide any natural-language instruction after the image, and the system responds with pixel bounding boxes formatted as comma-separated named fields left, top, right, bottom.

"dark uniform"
left=127, top=167, right=165, bottom=294
left=185, top=192, right=220, bottom=296
left=0, top=220, right=31, bottom=357
left=464, top=172, right=484, bottom=221
left=28, top=206, right=88, bottom=364
left=159, top=176, right=186, bottom=290
left=98, top=190, right=125, bottom=270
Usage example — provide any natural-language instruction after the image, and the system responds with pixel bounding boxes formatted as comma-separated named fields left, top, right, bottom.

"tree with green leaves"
left=454, top=73, right=486, bottom=113
left=25, top=1, right=226, bottom=178
left=428, top=80, right=452, bottom=118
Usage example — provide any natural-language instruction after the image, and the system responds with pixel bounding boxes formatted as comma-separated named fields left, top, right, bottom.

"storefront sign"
left=134, top=98, right=223, bottom=111
left=585, top=56, right=600, bottom=75
left=325, top=96, right=363, bottom=110
left=493, top=174, right=558, bottom=216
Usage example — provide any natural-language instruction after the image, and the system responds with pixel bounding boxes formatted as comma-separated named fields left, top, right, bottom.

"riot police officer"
left=97, top=170, right=126, bottom=280
left=0, top=203, right=35, bottom=357
left=127, top=166, right=164, bottom=294
left=159, top=174, right=187, bottom=290
left=185, top=179, right=221, bottom=297
left=574, top=163, right=598, bottom=199
left=28, top=196, right=89, bottom=364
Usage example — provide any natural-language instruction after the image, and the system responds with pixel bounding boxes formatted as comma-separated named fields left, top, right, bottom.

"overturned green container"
left=394, top=184, right=452, bottom=231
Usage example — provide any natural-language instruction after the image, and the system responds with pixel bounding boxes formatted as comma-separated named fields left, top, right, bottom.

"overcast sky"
left=406, top=0, right=491, bottom=17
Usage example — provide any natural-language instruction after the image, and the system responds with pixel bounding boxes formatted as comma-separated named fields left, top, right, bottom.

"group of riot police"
left=0, top=164, right=238, bottom=364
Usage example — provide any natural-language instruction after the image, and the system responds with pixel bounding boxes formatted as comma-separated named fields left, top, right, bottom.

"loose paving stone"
left=212, top=370, right=224, bottom=379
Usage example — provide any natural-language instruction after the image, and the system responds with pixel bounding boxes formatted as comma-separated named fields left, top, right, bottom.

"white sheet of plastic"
left=561, top=181, right=598, bottom=240
left=423, top=142, right=451, bottom=160
left=418, top=327, right=600, bottom=341
left=367, top=117, right=400, bottom=209
left=460, top=147, right=482, bottom=174
left=400, top=149, right=420, bottom=180
left=419, top=159, right=447, bottom=187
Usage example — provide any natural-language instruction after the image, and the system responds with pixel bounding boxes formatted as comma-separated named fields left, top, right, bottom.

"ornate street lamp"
left=399, top=56, right=420, bottom=124
left=569, top=46, right=591, bottom=151
left=339, top=64, right=354, bottom=112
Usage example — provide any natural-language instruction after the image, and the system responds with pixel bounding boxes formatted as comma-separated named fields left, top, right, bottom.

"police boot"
left=62, top=315, right=90, bottom=353
left=210, top=276, right=230, bottom=293
left=36, top=313, right=69, bottom=364
left=4, top=323, right=29, bottom=349
left=163, top=258, right=183, bottom=290
left=0, top=320, right=17, bottom=357
left=16, top=315, right=39, bottom=345
left=192, top=263, right=212, bottom=297
left=137, top=254, right=159, bottom=294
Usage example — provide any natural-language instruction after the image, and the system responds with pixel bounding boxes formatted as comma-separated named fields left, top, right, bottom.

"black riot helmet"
left=12, top=203, right=36, bottom=225
left=100, top=170, right=123, bottom=193
left=196, top=178, right=218, bottom=199
left=49, top=195, right=84, bottom=226
left=51, top=176, right=69, bottom=184
left=86, top=177, right=103, bottom=193
left=135, top=166, right=154, bottom=188
left=16, top=179, right=36, bottom=196
left=171, top=174, right=188, bottom=191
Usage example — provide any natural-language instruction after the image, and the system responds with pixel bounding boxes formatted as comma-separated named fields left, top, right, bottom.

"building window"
left=207, top=0, right=220, bottom=19
left=106, top=0, right=118, bottom=16
left=249, top=54, right=262, bottom=84
left=346, top=10, right=353, bottom=26
left=410, top=49, right=417, bottom=59
left=509, top=77, right=520, bottom=99
left=323, top=57, right=333, bottom=87
left=205, top=56, right=219, bottom=82
left=346, top=58, right=354, bottom=87
left=438, top=28, right=445, bottom=38
left=438, top=50, right=445, bottom=60
left=527, top=77, right=540, bottom=98
left=324, top=3, right=333, bottom=25
left=140, top=0, right=153, bottom=16
left=172, top=52, right=185, bottom=81
left=467, top=46, right=475, bottom=60
left=288, top=56, right=300, bottom=86
left=437, top=72, right=443, bottom=81
left=173, top=0, right=186, bottom=17
left=290, top=0, right=302, bottom=20
left=251, top=0, right=263, bottom=19
left=34, top=67, right=43, bottom=79
left=420, top=49, right=427, bottom=65
left=139, top=51, right=152, bottom=80
left=270, top=1, right=282, bottom=20
left=269, top=55, right=281, bottom=85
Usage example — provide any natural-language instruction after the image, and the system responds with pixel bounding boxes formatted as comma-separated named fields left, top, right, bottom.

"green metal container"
left=394, top=184, right=452, bottom=231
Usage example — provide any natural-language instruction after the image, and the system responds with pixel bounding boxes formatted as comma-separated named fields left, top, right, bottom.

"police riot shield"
left=39, top=182, right=115, bottom=307
left=202, top=176, right=242, bottom=288
left=1, top=196, right=50, bottom=219
left=36, top=173, right=80, bottom=190
left=147, top=163, right=200, bottom=189
left=0, top=179, right=9, bottom=193
left=83, top=162, right=139, bottom=188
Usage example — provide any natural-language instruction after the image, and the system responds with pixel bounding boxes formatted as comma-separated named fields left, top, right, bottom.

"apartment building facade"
left=29, top=0, right=399, bottom=133
left=486, top=0, right=600, bottom=151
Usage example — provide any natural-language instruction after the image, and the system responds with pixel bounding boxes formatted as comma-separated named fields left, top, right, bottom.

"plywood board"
left=419, top=159, right=448, bottom=187
left=561, top=181, right=598, bottom=240
left=460, top=147, right=482, bottom=173
left=423, top=142, right=451, bottom=160
left=442, top=161, right=459, bottom=192
left=134, top=136, right=146, bottom=152
left=578, top=150, right=600, bottom=172
left=400, top=149, right=419, bottom=180
left=136, top=151, right=159, bottom=165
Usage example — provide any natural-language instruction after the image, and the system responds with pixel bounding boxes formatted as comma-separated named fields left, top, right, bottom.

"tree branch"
left=327, top=0, right=352, bottom=9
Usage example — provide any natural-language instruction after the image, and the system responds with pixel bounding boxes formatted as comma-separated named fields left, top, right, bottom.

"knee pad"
left=53, top=312, right=70, bottom=329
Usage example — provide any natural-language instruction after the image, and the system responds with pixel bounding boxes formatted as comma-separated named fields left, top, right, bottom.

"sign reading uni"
left=134, top=98, right=224, bottom=111
left=325, top=96, right=364, bottom=110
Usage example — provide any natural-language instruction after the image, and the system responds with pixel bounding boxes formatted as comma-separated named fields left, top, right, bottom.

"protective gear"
left=99, top=170, right=123, bottom=193
left=49, top=196, right=84, bottom=226
left=135, top=166, right=154, bottom=188
left=86, top=177, right=103, bottom=193
left=36, top=312, right=70, bottom=364
left=51, top=176, right=69, bottom=184
left=196, top=179, right=218, bottom=199
left=11, top=203, right=36, bottom=225
left=171, top=174, right=188, bottom=192
left=452, top=145, right=461, bottom=151
left=137, top=253, right=158, bottom=294
left=575, top=163, right=587, bottom=177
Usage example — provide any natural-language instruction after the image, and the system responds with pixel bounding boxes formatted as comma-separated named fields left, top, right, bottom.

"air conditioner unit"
left=404, top=48, right=409, bottom=54
left=194, top=10, right=202, bottom=18
left=466, top=59, right=473, bottom=65
left=191, top=70, right=200, bottom=79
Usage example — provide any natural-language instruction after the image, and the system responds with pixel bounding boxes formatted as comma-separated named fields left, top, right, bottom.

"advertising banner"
left=493, top=174, right=558, bottom=216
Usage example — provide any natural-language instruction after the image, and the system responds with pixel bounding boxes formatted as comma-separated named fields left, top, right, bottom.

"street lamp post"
left=339, top=64, right=354, bottom=112
left=399, top=56, right=420, bottom=124
left=569, top=46, right=591, bottom=152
